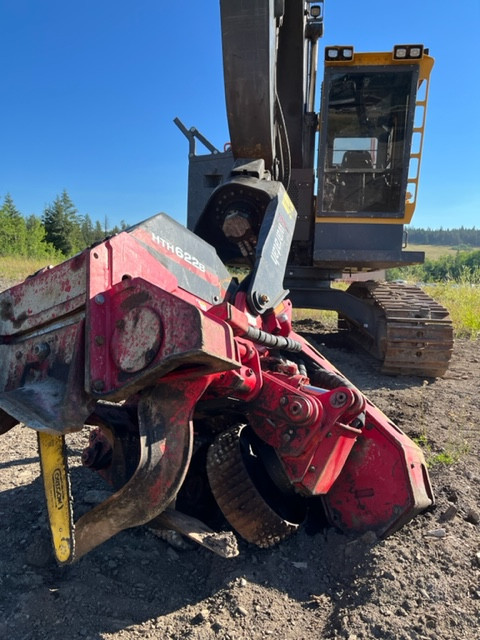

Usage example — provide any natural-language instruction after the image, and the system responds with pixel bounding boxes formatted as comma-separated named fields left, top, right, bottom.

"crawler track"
left=343, top=281, right=454, bottom=377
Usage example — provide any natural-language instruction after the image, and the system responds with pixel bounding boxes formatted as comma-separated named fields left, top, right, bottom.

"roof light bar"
left=393, top=44, right=424, bottom=60
left=325, top=46, right=354, bottom=62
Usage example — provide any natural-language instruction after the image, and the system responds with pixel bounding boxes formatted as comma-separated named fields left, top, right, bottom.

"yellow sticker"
left=282, top=191, right=296, bottom=218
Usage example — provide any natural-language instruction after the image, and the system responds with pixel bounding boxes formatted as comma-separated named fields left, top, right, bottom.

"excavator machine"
left=179, top=0, right=453, bottom=377
left=0, top=1, right=437, bottom=564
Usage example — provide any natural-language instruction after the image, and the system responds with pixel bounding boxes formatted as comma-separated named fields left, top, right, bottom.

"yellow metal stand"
left=38, top=432, right=74, bottom=564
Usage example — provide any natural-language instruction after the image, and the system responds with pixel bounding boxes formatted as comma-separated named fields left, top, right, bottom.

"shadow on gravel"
left=0, top=329, right=441, bottom=640
left=0, top=455, right=39, bottom=470
left=0, top=462, right=385, bottom=640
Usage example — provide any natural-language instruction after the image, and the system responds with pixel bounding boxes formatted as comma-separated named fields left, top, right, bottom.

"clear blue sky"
left=1, top=0, right=479, bottom=230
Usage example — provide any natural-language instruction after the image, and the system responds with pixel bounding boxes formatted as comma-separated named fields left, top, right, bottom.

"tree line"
left=407, top=226, right=480, bottom=248
left=0, top=191, right=128, bottom=260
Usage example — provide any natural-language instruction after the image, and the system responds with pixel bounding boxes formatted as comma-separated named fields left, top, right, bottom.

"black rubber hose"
left=311, top=366, right=356, bottom=390
left=245, top=326, right=303, bottom=353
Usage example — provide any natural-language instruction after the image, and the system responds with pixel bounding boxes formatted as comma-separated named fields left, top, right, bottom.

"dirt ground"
left=0, top=275, right=479, bottom=640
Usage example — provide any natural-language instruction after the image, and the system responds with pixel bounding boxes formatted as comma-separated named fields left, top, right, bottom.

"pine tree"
left=80, top=213, right=95, bottom=247
left=42, top=190, right=81, bottom=256
left=0, top=193, right=27, bottom=256
left=25, top=214, right=59, bottom=259
left=94, top=220, right=104, bottom=242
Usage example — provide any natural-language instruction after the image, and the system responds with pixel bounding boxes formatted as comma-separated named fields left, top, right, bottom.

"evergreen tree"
left=42, top=190, right=81, bottom=256
left=94, top=220, right=104, bottom=242
left=408, top=226, right=480, bottom=247
left=0, top=194, right=27, bottom=255
left=25, top=214, right=59, bottom=259
left=80, top=213, right=95, bottom=247
left=0, top=191, right=132, bottom=259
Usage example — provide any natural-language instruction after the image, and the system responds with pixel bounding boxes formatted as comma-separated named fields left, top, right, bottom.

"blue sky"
left=1, top=0, right=479, bottom=230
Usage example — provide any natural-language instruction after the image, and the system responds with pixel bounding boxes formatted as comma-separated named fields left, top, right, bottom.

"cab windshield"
left=318, top=67, right=417, bottom=217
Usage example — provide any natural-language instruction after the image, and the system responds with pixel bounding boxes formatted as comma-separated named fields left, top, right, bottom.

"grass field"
left=422, top=282, right=480, bottom=339
left=409, top=244, right=480, bottom=260
left=0, top=256, right=55, bottom=281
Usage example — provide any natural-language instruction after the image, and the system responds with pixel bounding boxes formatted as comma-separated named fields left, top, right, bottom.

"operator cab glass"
left=317, top=66, right=419, bottom=218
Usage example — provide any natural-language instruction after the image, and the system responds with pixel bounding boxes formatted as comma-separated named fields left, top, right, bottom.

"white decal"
left=151, top=233, right=206, bottom=272
left=271, top=223, right=286, bottom=267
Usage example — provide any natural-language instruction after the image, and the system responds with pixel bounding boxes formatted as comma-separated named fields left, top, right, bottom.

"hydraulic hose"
left=245, top=325, right=303, bottom=353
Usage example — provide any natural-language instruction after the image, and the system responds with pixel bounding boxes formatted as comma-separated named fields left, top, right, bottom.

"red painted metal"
left=74, top=377, right=209, bottom=560
left=246, top=371, right=363, bottom=495
left=86, top=276, right=238, bottom=400
left=0, top=213, right=435, bottom=557
left=322, top=398, right=434, bottom=536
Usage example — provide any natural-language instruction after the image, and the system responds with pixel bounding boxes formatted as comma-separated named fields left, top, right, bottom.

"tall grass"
left=292, top=308, right=339, bottom=331
left=0, top=256, right=56, bottom=282
left=422, top=282, right=480, bottom=339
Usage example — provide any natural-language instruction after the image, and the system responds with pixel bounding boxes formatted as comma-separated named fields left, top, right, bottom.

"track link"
left=206, top=425, right=304, bottom=548
left=344, top=281, right=454, bottom=377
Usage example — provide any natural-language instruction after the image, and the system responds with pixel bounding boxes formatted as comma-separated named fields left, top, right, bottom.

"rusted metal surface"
left=149, top=508, right=239, bottom=558
left=0, top=319, right=94, bottom=434
left=0, top=254, right=91, bottom=434
left=82, top=405, right=140, bottom=490
left=0, top=253, right=87, bottom=335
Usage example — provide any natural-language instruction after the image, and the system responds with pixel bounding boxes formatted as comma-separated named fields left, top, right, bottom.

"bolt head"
left=330, top=391, right=348, bottom=408
left=290, top=401, right=302, bottom=415
left=92, top=379, right=105, bottom=392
